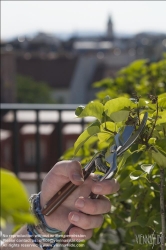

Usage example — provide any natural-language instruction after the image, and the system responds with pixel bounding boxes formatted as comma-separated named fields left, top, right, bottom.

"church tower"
left=107, top=15, right=113, bottom=40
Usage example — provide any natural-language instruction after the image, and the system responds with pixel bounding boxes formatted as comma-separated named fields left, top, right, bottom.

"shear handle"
left=41, top=152, right=104, bottom=216
left=41, top=163, right=95, bottom=216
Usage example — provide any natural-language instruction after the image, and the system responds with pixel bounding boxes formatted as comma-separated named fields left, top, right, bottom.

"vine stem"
left=160, top=167, right=165, bottom=250
left=148, top=100, right=158, bottom=141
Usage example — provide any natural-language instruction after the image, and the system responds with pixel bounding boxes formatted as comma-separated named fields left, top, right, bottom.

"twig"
left=160, top=168, right=165, bottom=250
left=147, top=100, right=158, bottom=141
left=136, top=103, right=140, bottom=126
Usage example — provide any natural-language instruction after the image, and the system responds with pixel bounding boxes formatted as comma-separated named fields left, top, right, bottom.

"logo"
left=135, top=230, right=165, bottom=249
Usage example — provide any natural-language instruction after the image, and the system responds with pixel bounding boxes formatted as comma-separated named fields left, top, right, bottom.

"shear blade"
left=117, top=112, right=148, bottom=156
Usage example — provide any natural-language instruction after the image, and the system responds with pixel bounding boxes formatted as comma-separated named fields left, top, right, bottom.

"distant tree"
left=16, top=75, right=55, bottom=103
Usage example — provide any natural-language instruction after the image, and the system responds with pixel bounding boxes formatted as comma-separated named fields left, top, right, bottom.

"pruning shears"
left=41, top=112, right=148, bottom=234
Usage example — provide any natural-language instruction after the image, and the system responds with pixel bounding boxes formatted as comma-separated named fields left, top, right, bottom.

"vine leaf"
left=135, top=214, right=149, bottom=227
left=104, top=97, right=135, bottom=117
left=138, top=98, right=149, bottom=108
left=126, top=221, right=139, bottom=228
left=158, top=97, right=166, bottom=108
left=156, top=110, right=166, bottom=125
left=130, top=170, right=147, bottom=180
left=158, top=93, right=166, bottom=99
left=75, top=101, right=104, bottom=121
left=97, top=132, right=112, bottom=143
left=110, top=110, right=130, bottom=122
left=117, top=151, right=131, bottom=172
left=151, top=146, right=166, bottom=168
left=126, top=214, right=150, bottom=229
left=74, top=121, right=100, bottom=156
left=100, top=121, right=115, bottom=132
left=141, top=164, right=154, bottom=174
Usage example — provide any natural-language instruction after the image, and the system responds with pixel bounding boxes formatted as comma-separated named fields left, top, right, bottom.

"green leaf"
left=104, top=97, right=135, bottom=117
left=156, top=110, right=166, bottom=125
left=138, top=98, right=149, bottom=108
left=75, top=105, right=85, bottom=116
left=156, top=139, right=166, bottom=151
left=74, top=122, right=100, bottom=155
left=151, top=146, right=166, bottom=168
left=84, top=135, right=98, bottom=147
left=118, top=175, right=131, bottom=189
left=0, top=169, right=35, bottom=225
left=158, top=97, right=166, bottom=108
left=126, top=221, right=140, bottom=228
left=1, top=169, right=30, bottom=212
left=98, top=137, right=113, bottom=151
left=75, top=101, right=104, bottom=120
left=110, top=110, right=129, bottom=122
left=158, top=93, right=166, bottom=99
left=104, top=215, right=117, bottom=229
left=0, top=217, right=6, bottom=228
left=101, top=121, right=116, bottom=132
left=118, top=185, right=138, bottom=201
left=12, top=211, right=35, bottom=224
left=148, top=138, right=156, bottom=145
left=141, top=164, right=154, bottom=174
left=130, top=170, right=147, bottom=180
left=93, top=78, right=113, bottom=88
left=148, top=103, right=157, bottom=110
left=117, top=150, right=131, bottom=172
left=136, top=214, right=149, bottom=227
left=102, top=95, right=111, bottom=104
left=146, top=213, right=161, bottom=228
left=131, top=150, right=144, bottom=163
left=97, top=132, right=112, bottom=143
left=60, top=147, right=75, bottom=160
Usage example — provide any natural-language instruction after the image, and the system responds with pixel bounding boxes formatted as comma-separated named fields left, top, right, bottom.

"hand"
left=40, top=160, right=120, bottom=240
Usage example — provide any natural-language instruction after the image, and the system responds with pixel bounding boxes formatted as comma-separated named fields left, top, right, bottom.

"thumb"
left=41, top=161, right=84, bottom=200
left=53, top=160, right=84, bottom=186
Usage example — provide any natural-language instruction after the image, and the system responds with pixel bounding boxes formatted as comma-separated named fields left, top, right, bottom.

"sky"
left=1, top=1, right=166, bottom=40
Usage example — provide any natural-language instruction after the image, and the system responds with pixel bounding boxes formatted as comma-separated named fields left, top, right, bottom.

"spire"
left=107, top=15, right=113, bottom=40
left=108, top=15, right=112, bottom=25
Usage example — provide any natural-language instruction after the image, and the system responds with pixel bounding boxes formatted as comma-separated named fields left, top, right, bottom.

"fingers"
left=51, top=160, right=84, bottom=186
left=41, top=160, right=84, bottom=194
left=41, top=160, right=84, bottom=207
left=75, top=196, right=111, bottom=215
left=68, top=212, right=104, bottom=231
left=67, top=177, right=119, bottom=239
left=91, top=178, right=120, bottom=195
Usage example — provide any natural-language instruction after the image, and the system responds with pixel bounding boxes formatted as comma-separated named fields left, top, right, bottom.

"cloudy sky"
left=1, top=1, right=166, bottom=40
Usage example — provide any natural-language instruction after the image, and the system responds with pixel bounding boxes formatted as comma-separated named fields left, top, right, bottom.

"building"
left=0, top=15, right=166, bottom=104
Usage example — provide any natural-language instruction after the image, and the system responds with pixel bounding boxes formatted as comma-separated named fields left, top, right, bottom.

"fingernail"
left=72, top=173, right=84, bottom=182
left=75, top=198, right=85, bottom=208
left=94, top=185, right=102, bottom=193
left=71, top=214, right=79, bottom=222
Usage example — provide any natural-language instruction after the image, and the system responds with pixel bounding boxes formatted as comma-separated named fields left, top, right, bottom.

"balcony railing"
left=1, top=103, right=94, bottom=192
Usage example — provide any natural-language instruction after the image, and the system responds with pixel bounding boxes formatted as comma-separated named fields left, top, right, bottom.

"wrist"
left=28, top=193, right=62, bottom=249
left=29, top=192, right=62, bottom=234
